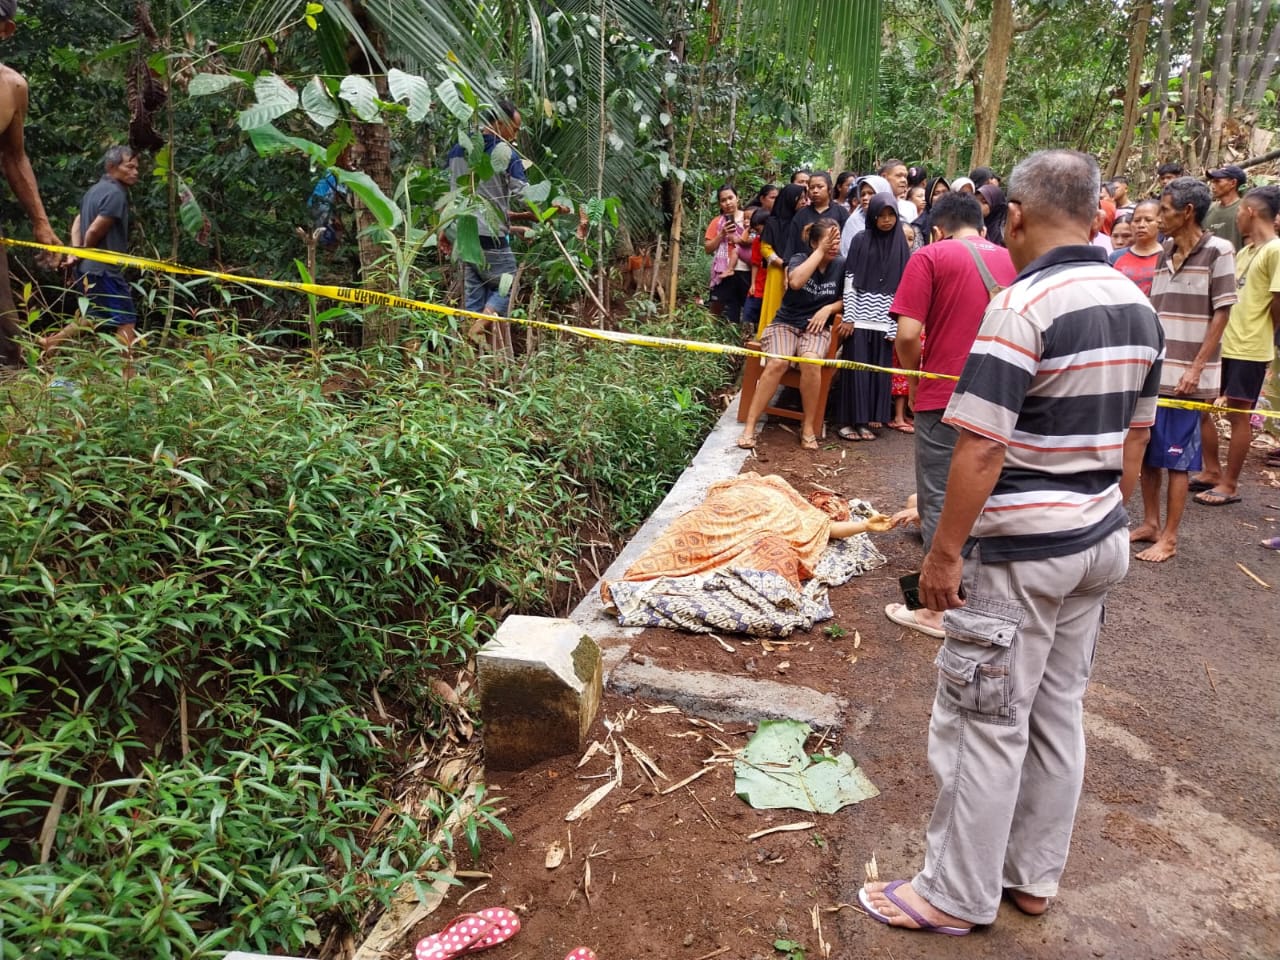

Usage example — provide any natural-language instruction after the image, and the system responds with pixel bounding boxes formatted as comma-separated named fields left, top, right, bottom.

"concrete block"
left=478, top=615, right=602, bottom=770
left=609, top=660, right=846, bottom=729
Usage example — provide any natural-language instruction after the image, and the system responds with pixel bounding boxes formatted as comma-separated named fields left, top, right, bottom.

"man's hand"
left=920, top=547, right=965, bottom=611
left=1174, top=364, right=1202, bottom=396
left=32, top=225, right=63, bottom=271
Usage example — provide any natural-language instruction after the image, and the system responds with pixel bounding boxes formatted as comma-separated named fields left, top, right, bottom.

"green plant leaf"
left=735, top=720, right=878, bottom=813
left=387, top=68, right=433, bottom=122
left=332, top=169, right=402, bottom=229
left=188, top=73, right=244, bottom=97
left=435, top=78, right=474, bottom=122
left=238, top=74, right=298, bottom=129
left=452, top=213, right=484, bottom=267
left=338, top=75, right=381, bottom=122
left=301, top=76, right=340, bottom=128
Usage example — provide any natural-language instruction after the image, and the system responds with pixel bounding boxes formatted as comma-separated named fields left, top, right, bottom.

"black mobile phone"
left=899, top=572, right=924, bottom=610
left=899, top=572, right=964, bottom=610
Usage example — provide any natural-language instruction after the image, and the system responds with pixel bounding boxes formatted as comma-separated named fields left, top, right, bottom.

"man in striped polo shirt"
left=1132, top=177, right=1237, bottom=562
left=859, top=150, right=1163, bottom=936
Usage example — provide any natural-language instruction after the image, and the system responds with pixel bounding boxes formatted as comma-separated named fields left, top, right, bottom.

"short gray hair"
left=1161, top=176, right=1211, bottom=226
left=0, top=1, right=15, bottom=23
left=1005, top=150, right=1101, bottom=229
left=102, top=145, right=135, bottom=172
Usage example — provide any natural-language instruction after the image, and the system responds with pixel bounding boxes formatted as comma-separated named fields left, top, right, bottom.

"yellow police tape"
left=4, top=236, right=1277, bottom=422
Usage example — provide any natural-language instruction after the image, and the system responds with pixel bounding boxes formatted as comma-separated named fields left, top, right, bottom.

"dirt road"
left=405, top=417, right=1279, bottom=960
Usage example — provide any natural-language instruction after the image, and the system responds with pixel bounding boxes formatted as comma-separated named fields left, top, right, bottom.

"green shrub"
left=0, top=312, right=734, bottom=958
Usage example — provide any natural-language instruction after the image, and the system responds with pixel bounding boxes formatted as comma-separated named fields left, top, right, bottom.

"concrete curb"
left=569, top=393, right=848, bottom=729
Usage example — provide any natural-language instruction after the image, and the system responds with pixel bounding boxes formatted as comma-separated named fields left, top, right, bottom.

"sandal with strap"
left=800, top=434, right=820, bottom=450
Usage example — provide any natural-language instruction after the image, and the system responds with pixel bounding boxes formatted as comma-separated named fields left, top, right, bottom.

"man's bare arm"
left=1120, top=426, right=1150, bottom=500
left=80, top=214, right=116, bottom=251
left=1175, top=305, right=1230, bottom=395
left=0, top=68, right=59, bottom=248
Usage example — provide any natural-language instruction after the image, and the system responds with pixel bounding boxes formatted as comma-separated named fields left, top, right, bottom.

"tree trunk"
left=1145, top=0, right=1175, bottom=172
left=1248, top=15, right=1280, bottom=106
left=1209, top=0, right=1240, bottom=164
left=353, top=118, right=398, bottom=347
left=1106, top=0, right=1153, bottom=178
left=970, top=0, right=1014, bottom=169
left=595, top=1, right=607, bottom=318
left=1234, top=0, right=1263, bottom=106
left=1183, top=0, right=1211, bottom=166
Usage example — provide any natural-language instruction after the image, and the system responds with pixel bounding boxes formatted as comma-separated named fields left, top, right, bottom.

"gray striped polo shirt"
left=942, top=245, right=1165, bottom=562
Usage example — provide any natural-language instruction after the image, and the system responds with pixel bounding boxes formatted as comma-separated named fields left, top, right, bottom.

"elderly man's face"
left=886, top=165, right=908, bottom=197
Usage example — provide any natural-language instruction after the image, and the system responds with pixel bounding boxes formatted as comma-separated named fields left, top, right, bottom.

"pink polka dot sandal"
left=565, top=950, right=597, bottom=960
left=413, top=908, right=521, bottom=960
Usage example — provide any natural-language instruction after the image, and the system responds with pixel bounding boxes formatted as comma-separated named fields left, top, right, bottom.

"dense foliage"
left=0, top=311, right=736, bottom=958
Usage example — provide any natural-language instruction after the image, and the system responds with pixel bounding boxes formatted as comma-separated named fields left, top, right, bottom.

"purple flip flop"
left=858, top=881, right=972, bottom=936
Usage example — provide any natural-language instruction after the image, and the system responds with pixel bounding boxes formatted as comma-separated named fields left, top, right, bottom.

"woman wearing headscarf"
left=914, top=176, right=950, bottom=246
left=950, top=176, right=975, bottom=195
left=835, top=194, right=910, bottom=441
left=978, top=182, right=1008, bottom=247
left=755, top=183, right=807, bottom=337
left=839, top=174, right=892, bottom=257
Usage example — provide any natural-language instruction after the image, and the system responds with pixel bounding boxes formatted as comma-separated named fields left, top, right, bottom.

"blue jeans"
left=463, top=246, right=518, bottom=317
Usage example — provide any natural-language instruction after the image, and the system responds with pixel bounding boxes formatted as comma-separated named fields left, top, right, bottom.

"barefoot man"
left=1132, top=177, right=1236, bottom=561
left=0, top=0, right=65, bottom=365
left=859, top=150, right=1162, bottom=936
left=1193, top=186, right=1280, bottom=508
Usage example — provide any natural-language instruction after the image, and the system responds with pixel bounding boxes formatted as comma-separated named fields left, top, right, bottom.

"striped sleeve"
left=1210, top=241, right=1239, bottom=311
left=942, top=304, right=1041, bottom=444
left=1131, top=344, right=1163, bottom=428
left=843, top=275, right=856, bottom=325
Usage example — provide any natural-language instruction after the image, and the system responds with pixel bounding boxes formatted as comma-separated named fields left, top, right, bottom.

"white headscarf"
left=840, top=175, right=893, bottom=257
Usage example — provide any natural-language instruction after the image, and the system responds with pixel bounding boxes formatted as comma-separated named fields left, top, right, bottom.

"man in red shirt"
left=883, top=192, right=1017, bottom=638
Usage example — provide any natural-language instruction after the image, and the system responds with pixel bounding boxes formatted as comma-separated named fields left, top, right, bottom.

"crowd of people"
left=716, top=155, right=1278, bottom=557
left=706, top=148, right=1280, bottom=938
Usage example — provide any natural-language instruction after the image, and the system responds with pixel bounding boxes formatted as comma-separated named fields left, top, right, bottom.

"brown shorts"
left=762, top=322, right=830, bottom=364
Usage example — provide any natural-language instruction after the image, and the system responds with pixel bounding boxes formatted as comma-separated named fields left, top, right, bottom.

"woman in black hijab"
left=756, top=183, right=808, bottom=334
left=915, top=176, right=950, bottom=246
left=834, top=193, right=911, bottom=441
left=978, top=183, right=1008, bottom=247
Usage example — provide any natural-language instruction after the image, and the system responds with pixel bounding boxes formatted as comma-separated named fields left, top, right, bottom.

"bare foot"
left=861, top=880, right=973, bottom=933
left=1135, top=537, right=1176, bottom=562
left=1128, top=523, right=1159, bottom=543
left=1006, top=889, right=1049, bottom=916
left=914, top=607, right=944, bottom=632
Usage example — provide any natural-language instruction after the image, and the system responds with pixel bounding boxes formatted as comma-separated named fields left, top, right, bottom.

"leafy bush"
left=0, top=312, right=734, bottom=958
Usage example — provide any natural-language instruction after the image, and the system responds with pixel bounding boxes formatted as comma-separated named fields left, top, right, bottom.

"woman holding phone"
left=704, top=184, right=749, bottom=328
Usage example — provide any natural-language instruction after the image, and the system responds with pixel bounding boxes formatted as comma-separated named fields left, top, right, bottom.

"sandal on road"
left=858, top=881, right=971, bottom=936
left=838, top=426, right=862, bottom=442
left=414, top=908, right=520, bottom=960
left=857, top=427, right=877, bottom=441
left=1263, top=537, right=1280, bottom=550
left=1194, top=490, right=1240, bottom=506
left=800, top=434, right=820, bottom=450
left=884, top=602, right=944, bottom=639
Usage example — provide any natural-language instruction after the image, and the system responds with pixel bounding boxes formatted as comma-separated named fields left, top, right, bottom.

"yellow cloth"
left=602, top=473, right=832, bottom=602
left=758, top=243, right=785, bottom=339
left=1222, top=238, right=1280, bottom=362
